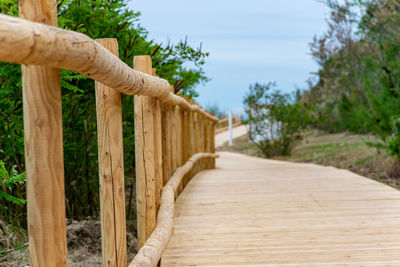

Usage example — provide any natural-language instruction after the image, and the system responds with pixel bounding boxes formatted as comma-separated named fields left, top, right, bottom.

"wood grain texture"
left=0, top=14, right=218, bottom=121
left=19, top=1, right=68, bottom=266
left=153, top=93, right=163, bottom=212
left=189, top=112, right=196, bottom=181
left=95, top=38, right=127, bottom=267
left=175, top=106, right=184, bottom=194
left=129, top=153, right=219, bottom=267
left=171, top=106, right=177, bottom=175
left=134, top=56, right=156, bottom=248
left=181, top=110, right=190, bottom=189
left=211, top=122, right=216, bottom=168
left=162, top=152, right=400, bottom=266
left=161, top=103, right=172, bottom=186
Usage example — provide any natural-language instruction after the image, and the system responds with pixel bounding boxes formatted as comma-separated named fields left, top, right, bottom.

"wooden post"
left=95, top=38, right=127, bottom=267
left=171, top=105, right=177, bottom=174
left=134, top=55, right=156, bottom=248
left=193, top=111, right=199, bottom=175
left=208, top=119, right=213, bottom=169
left=211, top=120, right=216, bottom=168
left=152, top=75, right=163, bottom=212
left=161, top=86, right=174, bottom=186
left=19, top=1, right=68, bottom=266
left=204, top=117, right=210, bottom=169
left=175, top=106, right=183, bottom=194
left=189, top=111, right=196, bottom=180
left=200, top=113, right=205, bottom=170
left=182, top=110, right=190, bottom=188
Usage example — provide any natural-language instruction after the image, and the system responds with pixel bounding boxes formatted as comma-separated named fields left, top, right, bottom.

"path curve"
left=215, top=125, right=248, bottom=147
left=162, top=152, right=400, bottom=266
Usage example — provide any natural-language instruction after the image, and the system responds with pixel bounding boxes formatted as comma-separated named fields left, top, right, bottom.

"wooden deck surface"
left=161, top=152, right=400, bottom=266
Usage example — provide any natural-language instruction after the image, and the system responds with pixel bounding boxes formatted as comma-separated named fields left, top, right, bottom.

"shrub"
left=243, top=82, right=312, bottom=157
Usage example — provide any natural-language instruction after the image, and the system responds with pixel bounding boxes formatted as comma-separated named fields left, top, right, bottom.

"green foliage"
left=0, top=0, right=209, bottom=224
left=244, top=83, right=312, bottom=157
left=0, top=160, right=26, bottom=227
left=204, top=103, right=227, bottom=119
left=0, top=161, right=26, bottom=206
left=387, top=117, right=400, bottom=158
left=302, top=0, right=400, bottom=155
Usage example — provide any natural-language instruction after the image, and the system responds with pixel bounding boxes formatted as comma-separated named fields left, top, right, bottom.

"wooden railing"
left=215, top=114, right=243, bottom=134
left=0, top=4, right=218, bottom=267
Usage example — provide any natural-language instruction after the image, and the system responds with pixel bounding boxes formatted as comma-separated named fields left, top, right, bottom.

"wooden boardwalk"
left=161, top=152, right=400, bottom=266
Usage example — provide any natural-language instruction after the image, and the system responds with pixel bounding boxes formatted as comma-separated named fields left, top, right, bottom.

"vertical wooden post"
left=162, top=86, right=174, bottom=185
left=182, top=110, right=190, bottom=188
left=211, top=120, right=216, bottom=168
left=204, top=117, right=210, bottom=169
left=189, top=111, right=196, bottom=179
left=171, top=105, right=177, bottom=174
left=19, top=1, right=68, bottom=266
left=200, top=113, right=205, bottom=170
left=134, top=56, right=156, bottom=248
left=95, top=38, right=127, bottom=267
left=175, top=106, right=183, bottom=194
left=152, top=74, right=163, bottom=212
left=193, top=111, right=200, bottom=175
left=208, top=119, right=213, bottom=169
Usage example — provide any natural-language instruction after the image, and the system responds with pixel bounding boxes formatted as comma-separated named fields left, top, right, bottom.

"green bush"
left=243, top=82, right=312, bottom=157
left=387, top=117, right=400, bottom=159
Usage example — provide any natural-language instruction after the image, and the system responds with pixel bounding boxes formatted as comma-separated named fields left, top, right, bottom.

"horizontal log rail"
left=0, top=5, right=218, bottom=267
left=215, top=121, right=242, bottom=134
left=129, top=153, right=219, bottom=267
left=215, top=114, right=243, bottom=133
left=0, top=14, right=217, bottom=122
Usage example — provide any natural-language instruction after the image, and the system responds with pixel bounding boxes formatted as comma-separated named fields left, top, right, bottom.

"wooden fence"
left=215, top=114, right=243, bottom=134
left=0, top=3, right=218, bottom=267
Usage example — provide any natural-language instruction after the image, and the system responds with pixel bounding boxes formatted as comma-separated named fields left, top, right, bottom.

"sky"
left=128, top=0, right=330, bottom=112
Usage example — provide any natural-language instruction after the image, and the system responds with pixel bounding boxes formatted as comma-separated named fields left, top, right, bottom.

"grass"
left=218, top=131, right=400, bottom=189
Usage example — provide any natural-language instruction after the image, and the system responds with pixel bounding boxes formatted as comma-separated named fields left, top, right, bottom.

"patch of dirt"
left=1, top=219, right=138, bottom=266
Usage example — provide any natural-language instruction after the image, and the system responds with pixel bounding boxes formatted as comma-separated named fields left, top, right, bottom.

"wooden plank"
left=162, top=152, right=400, bottom=266
left=134, top=55, right=156, bottom=248
left=95, top=38, right=127, bottom=267
left=19, top=1, right=68, bottom=266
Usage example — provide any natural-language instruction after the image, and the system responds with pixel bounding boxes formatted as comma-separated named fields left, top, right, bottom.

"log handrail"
left=215, top=113, right=243, bottom=133
left=0, top=14, right=217, bottom=122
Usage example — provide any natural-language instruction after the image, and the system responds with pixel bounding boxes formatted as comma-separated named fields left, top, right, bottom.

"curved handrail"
left=0, top=14, right=217, bottom=122
left=129, top=153, right=219, bottom=267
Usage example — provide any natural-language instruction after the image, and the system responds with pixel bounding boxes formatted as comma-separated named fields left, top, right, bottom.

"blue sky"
left=129, top=0, right=330, bottom=111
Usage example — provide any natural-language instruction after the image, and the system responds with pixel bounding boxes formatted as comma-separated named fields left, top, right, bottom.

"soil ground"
left=1, top=218, right=138, bottom=266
